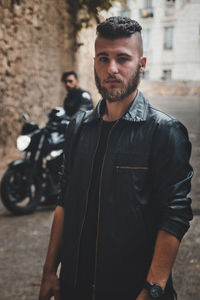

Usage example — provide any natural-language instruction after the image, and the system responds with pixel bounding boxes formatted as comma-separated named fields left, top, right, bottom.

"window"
left=164, top=27, right=173, bottom=49
left=166, top=0, right=175, bottom=3
left=140, top=1, right=153, bottom=18
left=144, top=0, right=153, bottom=8
left=162, top=70, right=172, bottom=80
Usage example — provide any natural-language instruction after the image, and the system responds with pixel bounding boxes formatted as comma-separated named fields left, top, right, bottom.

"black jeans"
left=61, top=288, right=177, bottom=300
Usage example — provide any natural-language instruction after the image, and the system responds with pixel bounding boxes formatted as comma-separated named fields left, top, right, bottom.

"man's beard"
left=94, top=64, right=141, bottom=103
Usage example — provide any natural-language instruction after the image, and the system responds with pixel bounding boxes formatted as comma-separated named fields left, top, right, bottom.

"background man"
left=39, top=17, right=193, bottom=300
left=61, top=70, right=93, bottom=117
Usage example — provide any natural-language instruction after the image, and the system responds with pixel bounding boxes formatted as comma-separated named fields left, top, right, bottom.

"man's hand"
left=39, top=272, right=61, bottom=300
left=136, top=288, right=152, bottom=300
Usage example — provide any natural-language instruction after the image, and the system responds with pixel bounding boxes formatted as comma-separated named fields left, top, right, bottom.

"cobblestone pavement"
left=0, top=96, right=200, bottom=300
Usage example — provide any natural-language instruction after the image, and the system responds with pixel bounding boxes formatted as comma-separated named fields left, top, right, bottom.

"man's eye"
left=117, top=57, right=129, bottom=63
left=99, top=57, right=109, bottom=63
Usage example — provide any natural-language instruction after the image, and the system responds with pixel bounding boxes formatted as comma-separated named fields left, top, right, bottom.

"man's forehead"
left=95, top=35, right=141, bottom=56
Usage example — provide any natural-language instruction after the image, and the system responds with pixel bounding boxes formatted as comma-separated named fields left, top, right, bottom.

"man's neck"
left=102, top=89, right=138, bottom=122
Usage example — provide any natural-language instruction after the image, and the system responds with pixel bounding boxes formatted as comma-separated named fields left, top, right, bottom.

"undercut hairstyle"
left=61, top=70, right=78, bottom=82
left=96, top=16, right=142, bottom=39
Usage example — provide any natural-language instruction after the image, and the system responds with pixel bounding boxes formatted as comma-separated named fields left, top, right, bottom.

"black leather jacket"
left=58, top=90, right=193, bottom=298
left=63, top=87, right=93, bottom=118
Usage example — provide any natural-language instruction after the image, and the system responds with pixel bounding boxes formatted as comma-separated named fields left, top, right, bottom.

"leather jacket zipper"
left=73, top=121, right=103, bottom=288
left=116, top=166, right=149, bottom=170
left=92, top=120, right=119, bottom=300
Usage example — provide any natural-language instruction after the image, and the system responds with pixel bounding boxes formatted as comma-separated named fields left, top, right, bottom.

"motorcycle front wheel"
left=0, top=165, right=41, bottom=215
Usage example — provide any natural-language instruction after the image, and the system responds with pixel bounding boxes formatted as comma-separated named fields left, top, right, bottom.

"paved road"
left=0, top=96, right=199, bottom=299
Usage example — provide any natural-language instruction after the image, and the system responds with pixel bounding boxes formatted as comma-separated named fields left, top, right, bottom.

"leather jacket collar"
left=83, top=90, right=149, bottom=123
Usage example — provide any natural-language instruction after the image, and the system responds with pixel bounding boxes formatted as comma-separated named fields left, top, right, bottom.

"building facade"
left=105, top=0, right=200, bottom=81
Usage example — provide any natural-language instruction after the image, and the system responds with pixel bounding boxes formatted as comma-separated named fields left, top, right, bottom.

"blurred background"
left=0, top=0, right=200, bottom=299
left=0, top=0, right=200, bottom=158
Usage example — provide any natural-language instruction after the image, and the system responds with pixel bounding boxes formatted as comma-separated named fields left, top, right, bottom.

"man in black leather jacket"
left=40, top=17, right=193, bottom=300
left=61, top=70, right=93, bottom=118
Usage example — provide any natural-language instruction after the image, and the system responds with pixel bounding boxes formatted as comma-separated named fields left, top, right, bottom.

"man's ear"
left=140, top=57, right=147, bottom=73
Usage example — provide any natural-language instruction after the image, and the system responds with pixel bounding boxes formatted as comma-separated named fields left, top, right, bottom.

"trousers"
left=61, top=288, right=177, bottom=300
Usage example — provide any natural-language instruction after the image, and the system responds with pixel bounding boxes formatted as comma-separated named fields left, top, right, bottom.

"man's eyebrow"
left=96, top=52, right=109, bottom=57
left=117, top=53, right=132, bottom=57
left=96, top=52, right=132, bottom=58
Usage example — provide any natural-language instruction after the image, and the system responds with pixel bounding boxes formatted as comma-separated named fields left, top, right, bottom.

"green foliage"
left=66, top=0, right=126, bottom=49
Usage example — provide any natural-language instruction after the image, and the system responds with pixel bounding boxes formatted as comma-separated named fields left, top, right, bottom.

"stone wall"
left=0, top=0, right=74, bottom=157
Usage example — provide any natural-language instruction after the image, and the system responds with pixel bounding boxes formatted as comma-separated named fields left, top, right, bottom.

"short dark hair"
left=61, top=71, right=78, bottom=82
left=96, top=16, right=142, bottom=39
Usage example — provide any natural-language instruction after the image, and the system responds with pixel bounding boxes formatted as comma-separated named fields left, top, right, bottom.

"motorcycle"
left=0, top=107, right=69, bottom=215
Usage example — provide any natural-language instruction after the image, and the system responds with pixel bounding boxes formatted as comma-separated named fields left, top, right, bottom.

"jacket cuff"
left=157, top=220, right=190, bottom=241
left=56, top=194, right=65, bottom=207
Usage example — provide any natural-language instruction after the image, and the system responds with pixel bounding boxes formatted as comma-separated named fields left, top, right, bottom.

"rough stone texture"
left=0, top=0, right=74, bottom=158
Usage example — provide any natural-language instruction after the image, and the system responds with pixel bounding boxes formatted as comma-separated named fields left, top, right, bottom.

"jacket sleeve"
left=56, top=120, right=75, bottom=207
left=79, top=91, right=93, bottom=111
left=152, top=119, right=193, bottom=241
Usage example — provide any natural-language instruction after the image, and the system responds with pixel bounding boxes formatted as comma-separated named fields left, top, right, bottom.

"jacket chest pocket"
left=113, top=153, right=150, bottom=206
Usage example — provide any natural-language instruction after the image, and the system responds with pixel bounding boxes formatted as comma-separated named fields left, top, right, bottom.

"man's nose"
left=107, top=60, right=118, bottom=75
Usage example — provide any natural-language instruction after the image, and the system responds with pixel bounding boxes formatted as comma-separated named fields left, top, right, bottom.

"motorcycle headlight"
left=17, top=135, right=31, bottom=151
left=46, top=149, right=63, bottom=160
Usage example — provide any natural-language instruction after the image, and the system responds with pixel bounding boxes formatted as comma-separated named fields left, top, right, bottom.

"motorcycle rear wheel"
left=1, top=166, right=41, bottom=215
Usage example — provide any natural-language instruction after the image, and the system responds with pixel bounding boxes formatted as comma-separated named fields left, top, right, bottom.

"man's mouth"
left=104, top=79, right=121, bottom=84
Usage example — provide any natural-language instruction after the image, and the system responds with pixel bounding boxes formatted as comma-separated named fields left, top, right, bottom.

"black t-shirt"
left=76, top=120, right=116, bottom=293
